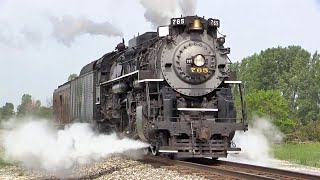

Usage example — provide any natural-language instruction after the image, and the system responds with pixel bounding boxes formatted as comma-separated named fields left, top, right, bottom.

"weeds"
left=273, top=143, right=320, bottom=168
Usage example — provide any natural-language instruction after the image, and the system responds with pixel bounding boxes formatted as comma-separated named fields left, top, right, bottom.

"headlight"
left=193, top=54, right=205, bottom=67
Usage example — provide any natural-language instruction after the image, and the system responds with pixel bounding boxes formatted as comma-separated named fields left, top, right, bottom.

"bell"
left=190, top=18, right=203, bottom=31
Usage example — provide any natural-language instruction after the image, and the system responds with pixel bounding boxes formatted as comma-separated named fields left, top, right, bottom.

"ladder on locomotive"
left=145, top=81, right=162, bottom=122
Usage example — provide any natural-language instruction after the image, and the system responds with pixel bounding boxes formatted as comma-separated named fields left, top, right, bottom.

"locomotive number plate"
left=191, top=67, right=209, bottom=73
left=171, top=18, right=185, bottom=26
left=208, top=18, right=220, bottom=28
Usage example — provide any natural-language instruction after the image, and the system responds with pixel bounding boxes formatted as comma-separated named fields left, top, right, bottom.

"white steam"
left=139, top=0, right=198, bottom=27
left=0, top=21, right=43, bottom=49
left=178, top=0, right=198, bottom=16
left=140, top=0, right=177, bottom=28
left=20, top=26, right=43, bottom=46
left=227, top=118, right=284, bottom=166
left=48, top=15, right=123, bottom=46
left=1, top=119, right=149, bottom=174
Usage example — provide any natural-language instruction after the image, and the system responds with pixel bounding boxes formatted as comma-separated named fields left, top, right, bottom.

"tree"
left=235, top=46, right=320, bottom=125
left=294, top=51, right=320, bottom=124
left=0, top=103, right=15, bottom=120
left=68, top=74, right=77, bottom=81
left=17, top=94, right=40, bottom=117
left=15, top=94, right=53, bottom=119
left=34, top=106, right=53, bottom=119
left=245, top=90, right=296, bottom=133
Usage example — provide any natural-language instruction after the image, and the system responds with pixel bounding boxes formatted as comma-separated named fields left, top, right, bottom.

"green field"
left=0, top=149, right=10, bottom=167
left=0, top=155, right=7, bottom=167
left=0, top=158, right=8, bottom=167
left=273, top=143, right=320, bottom=168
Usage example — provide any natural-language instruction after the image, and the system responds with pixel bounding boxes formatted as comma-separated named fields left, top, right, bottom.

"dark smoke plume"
left=49, top=15, right=123, bottom=46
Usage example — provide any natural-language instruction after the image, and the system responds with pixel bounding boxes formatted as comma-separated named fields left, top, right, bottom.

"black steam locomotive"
left=53, top=16, right=248, bottom=159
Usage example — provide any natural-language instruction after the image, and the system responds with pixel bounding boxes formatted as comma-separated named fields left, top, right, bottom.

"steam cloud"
left=139, top=0, right=177, bottom=27
left=178, top=0, right=198, bottom=17
left=49, top=15, right=123, bottom=46
left=0, top=21, right=20, bottom=48
left=1, top=119, right=149, bottom=175
left=20, top=26, right=43, bottom=45
left=227, top=118, right=284, bottom=166
left=0, top=21, right=42, bottom=49
left=139, top=0, right=198, bottom=27
left=0, top=21, right=10, bottom=44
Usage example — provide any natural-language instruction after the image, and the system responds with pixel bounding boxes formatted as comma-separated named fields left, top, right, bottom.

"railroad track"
left=141, top=155, right=320, bottom=180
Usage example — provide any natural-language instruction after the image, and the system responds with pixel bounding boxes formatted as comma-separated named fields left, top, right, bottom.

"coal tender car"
left=53, top=16, right=248, bottom=158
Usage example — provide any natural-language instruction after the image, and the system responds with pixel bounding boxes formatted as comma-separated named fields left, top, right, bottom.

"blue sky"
left=0, top=0, right=320, bottom=107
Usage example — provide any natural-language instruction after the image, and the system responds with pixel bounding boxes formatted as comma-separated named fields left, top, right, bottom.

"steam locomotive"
left=53, top=15, right=248, bottom=159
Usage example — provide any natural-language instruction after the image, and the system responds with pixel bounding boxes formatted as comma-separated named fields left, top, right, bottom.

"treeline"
left=232, top=45, right=320, bottom=142
left=0, top=94, right=53, bottom=122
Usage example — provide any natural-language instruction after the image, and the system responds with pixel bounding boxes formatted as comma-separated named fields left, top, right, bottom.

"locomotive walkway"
left=141, top=155, right=320, bottom=180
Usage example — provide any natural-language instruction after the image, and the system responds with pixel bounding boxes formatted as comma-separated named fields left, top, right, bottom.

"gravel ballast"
left=0, top=156, right=208, bottom=180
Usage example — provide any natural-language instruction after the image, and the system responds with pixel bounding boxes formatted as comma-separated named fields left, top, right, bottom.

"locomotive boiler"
left=53, top=15, right=248, bottom=159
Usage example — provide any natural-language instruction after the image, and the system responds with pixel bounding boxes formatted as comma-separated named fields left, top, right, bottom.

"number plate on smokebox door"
left=190, top=67, right=209, bottom=73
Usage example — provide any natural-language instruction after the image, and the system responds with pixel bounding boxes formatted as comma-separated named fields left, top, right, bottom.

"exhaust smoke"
left=139, top=0, right=177, bottom=28
left=139, top=0, right=198, bottom=28
left=48, top=15, right=123, bottom=46
left=0, top=21, right=43, bottom=49
left=1, top=118, right=149, bottom=175
left=178, top=0, right=198, bottom=16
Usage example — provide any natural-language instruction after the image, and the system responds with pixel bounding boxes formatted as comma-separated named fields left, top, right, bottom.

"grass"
left=273, top=143, right=320, bottom=168
left=0, top=149, right=11, bottom=168
left=0, top=158, right=9, bottom=167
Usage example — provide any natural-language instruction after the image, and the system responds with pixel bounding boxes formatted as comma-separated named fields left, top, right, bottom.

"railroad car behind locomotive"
left=53, top=15, right=248, bottom=159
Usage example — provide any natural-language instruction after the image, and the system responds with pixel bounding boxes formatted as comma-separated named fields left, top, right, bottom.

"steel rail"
left=142, top=155, right=320, bottom=180
left=215, top=160, right=320, bottom=180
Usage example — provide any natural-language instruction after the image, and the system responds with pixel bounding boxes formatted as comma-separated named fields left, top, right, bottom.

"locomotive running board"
left=224, top=81, right=242, bottom=84
left=101, top=70, right=139, bottom=85
left=138, top=79, right=164, bottom=83
left=158, top=150, right=178, bottom=153
left=227, top=147, right=242, bottom=154
left=100, top=70, right=164, bottom=85
left=177, top=108, right=218, bottom=112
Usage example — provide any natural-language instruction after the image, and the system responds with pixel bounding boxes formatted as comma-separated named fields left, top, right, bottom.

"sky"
left=0, top=0, right=320, bottom=108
